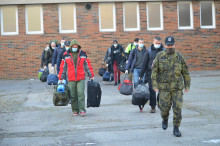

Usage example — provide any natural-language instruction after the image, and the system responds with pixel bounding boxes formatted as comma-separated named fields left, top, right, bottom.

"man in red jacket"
left=59, top=39, right=94, bottom=116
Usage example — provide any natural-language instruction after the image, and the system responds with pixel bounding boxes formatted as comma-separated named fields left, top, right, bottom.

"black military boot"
left=162, top=119, right=168, bottom=130
left=173, top=126, right=181, bottom=137
left=118, top=80, right=121, bottom=84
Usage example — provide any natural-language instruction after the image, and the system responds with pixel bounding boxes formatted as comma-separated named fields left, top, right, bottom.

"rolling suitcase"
left=87, top=80, right=102, bottom=107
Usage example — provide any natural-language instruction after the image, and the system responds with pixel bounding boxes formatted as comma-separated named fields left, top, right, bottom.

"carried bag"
left=118, top=75, right=133, bottom=95
left=87, top=80, right=102, bottom=107
left=118, top=58, right=126, bottom=73
left=53, top=84, right=70, bottom=106
left=40, top=69, right=49, bottom=82
left=103, top=71, right=114, bottom=82
left=47, top=74, right=58, bottom=85
left=98, top=66, right=106, bottom=77
left=38, top=69, right=44, bottom=79
left=132, top=83, right=150, bottom=111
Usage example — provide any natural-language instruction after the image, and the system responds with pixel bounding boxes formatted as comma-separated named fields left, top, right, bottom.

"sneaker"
left=150, top=107, right=156, bottom=113
left=73, top=113, right=78, bottom=116
left=80, top=112, right=86, bottom=116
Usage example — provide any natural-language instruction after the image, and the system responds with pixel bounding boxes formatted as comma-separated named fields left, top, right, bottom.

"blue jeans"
left=133, top=68, right=145, bottom=88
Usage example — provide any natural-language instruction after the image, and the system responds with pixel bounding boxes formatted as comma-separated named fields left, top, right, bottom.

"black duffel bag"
left=132, top=83, right=150, bottom=111
left=40, top=69, right=49, bottom=82
left=118, top=58, right=126, bottom=73
left=98, top=67, right=106, bottom=76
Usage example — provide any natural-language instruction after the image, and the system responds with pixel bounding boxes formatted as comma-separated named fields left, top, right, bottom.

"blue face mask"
left=72, top=48, right=78, bottom=52
left=65, top=47, right=69, bottom=50
left=139, top=44, right=144, bottom=48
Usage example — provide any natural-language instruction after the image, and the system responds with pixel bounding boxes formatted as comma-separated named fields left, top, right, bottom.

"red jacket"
left=59, top=50, right=94, bottom=81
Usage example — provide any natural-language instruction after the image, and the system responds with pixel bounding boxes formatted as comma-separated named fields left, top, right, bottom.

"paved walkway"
left=0, top=70, right=220, bottom=146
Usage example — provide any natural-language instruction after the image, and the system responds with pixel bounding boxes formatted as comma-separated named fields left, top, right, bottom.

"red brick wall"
left=0, top=1, right=220, bottom=79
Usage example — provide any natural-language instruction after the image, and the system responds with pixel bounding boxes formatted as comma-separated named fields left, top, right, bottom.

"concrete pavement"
left=0, top=70, right=220, bottom=146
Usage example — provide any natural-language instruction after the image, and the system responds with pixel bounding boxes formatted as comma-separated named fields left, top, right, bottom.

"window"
left=99, top=3, right=116, bottom=32
left=178, top=2, right=193, bottom=29
left=147, top=2, right=163, bottom=30
left=123, top=2, right=140, bottom=31
left=200, top=1, right=215, bottom=28
left=25, top=5, right=43, bottom=34
left=1, top=6, right=18, bottom=35
left=59, top=4, right=77, bottom=33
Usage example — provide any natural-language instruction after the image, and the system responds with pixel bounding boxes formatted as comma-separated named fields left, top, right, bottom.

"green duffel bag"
left=53, top=84, right=70, bottom=106
left=38, top=69, right=44, bottom=79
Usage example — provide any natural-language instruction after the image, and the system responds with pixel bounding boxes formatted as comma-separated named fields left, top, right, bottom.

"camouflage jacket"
left=151, top=51, right=191, bottom=91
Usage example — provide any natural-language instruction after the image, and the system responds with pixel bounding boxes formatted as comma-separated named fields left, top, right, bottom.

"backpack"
left=53, top=84, right=70, bottom=106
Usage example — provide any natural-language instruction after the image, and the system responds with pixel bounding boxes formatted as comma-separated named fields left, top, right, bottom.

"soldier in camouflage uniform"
left=151, top=36, right=191, bottom=137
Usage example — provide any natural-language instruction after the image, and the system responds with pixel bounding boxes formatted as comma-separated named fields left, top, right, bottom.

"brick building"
left=0, top=0, right=219, bottom=79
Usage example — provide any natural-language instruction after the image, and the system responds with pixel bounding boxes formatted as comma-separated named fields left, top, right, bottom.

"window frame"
left=123, top=2, right=140, bottom=31
left=99, top=3, right=116, bottom=32
left=0, top=6, right=19, bottom=35
left=146, top=2, right=163, bottom=31
left=177, top=1, right=194, bottom=30
left=200, top=1, right=216, bottom=29
left=58, top=4, right=77, bottom=33
left=25, top=5, right=44, bottom=34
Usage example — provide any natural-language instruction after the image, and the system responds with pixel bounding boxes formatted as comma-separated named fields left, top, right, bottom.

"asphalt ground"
left=0, top=70, right=220, bottom=146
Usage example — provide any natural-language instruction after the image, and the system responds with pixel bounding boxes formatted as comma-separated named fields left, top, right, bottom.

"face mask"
left=72, top=48, right=78, bottom=52
left=154, top=44, right=161, bottom=49
left=61, top=43, right=65, bottom=46
left=65, top=47, right=69, bottom=50
left=45, top=47, right=49, bottom=50
left=166, top=48, right=175, bottom=54
left=139, top=44, right=144, bottom=48
left=114, top=44, right=118, bottom=47
left=133, top=42, right=137, bottom=46
left=52, top=47, right=55, bottom=49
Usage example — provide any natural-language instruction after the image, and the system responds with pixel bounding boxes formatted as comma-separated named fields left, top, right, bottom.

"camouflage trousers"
left=159, top=90, right=183, bottom=127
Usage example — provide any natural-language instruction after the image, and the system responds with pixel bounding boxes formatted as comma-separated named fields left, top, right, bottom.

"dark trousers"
left=146, top=71, right=156, bottom=107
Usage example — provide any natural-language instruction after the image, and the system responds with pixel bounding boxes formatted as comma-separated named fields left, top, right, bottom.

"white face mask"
left=72, top=48, right=78, bottom=52
left=154, top=44, right=161, bottom=49
left=114, top=44, right=118, bottom=47
left=65, top=47, right=69, bottom=50
left=133, top=42, right=137, bottom=46
left=61, top=43, right=65, bottom=46
left=52, top=47, right=55, bottom=49
left=45, top=47, right=49, bottom=50
left=139, top=44, right=144, bottom=48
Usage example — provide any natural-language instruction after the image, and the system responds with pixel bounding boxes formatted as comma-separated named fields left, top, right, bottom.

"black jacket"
left=139, top=44, right=165, bottom=78
left=45, top=48, right=54, bottom=66
left=109, top=44, right=125, bottom=65
left=41, top=49, right=46, bottom=68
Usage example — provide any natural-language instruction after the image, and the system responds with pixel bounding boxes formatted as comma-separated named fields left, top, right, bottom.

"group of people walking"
left=41, top=38, right=94, bottom=116
left=102, top=36, right=191, bottom=137
left=40, top=36, right=191, bottom=137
